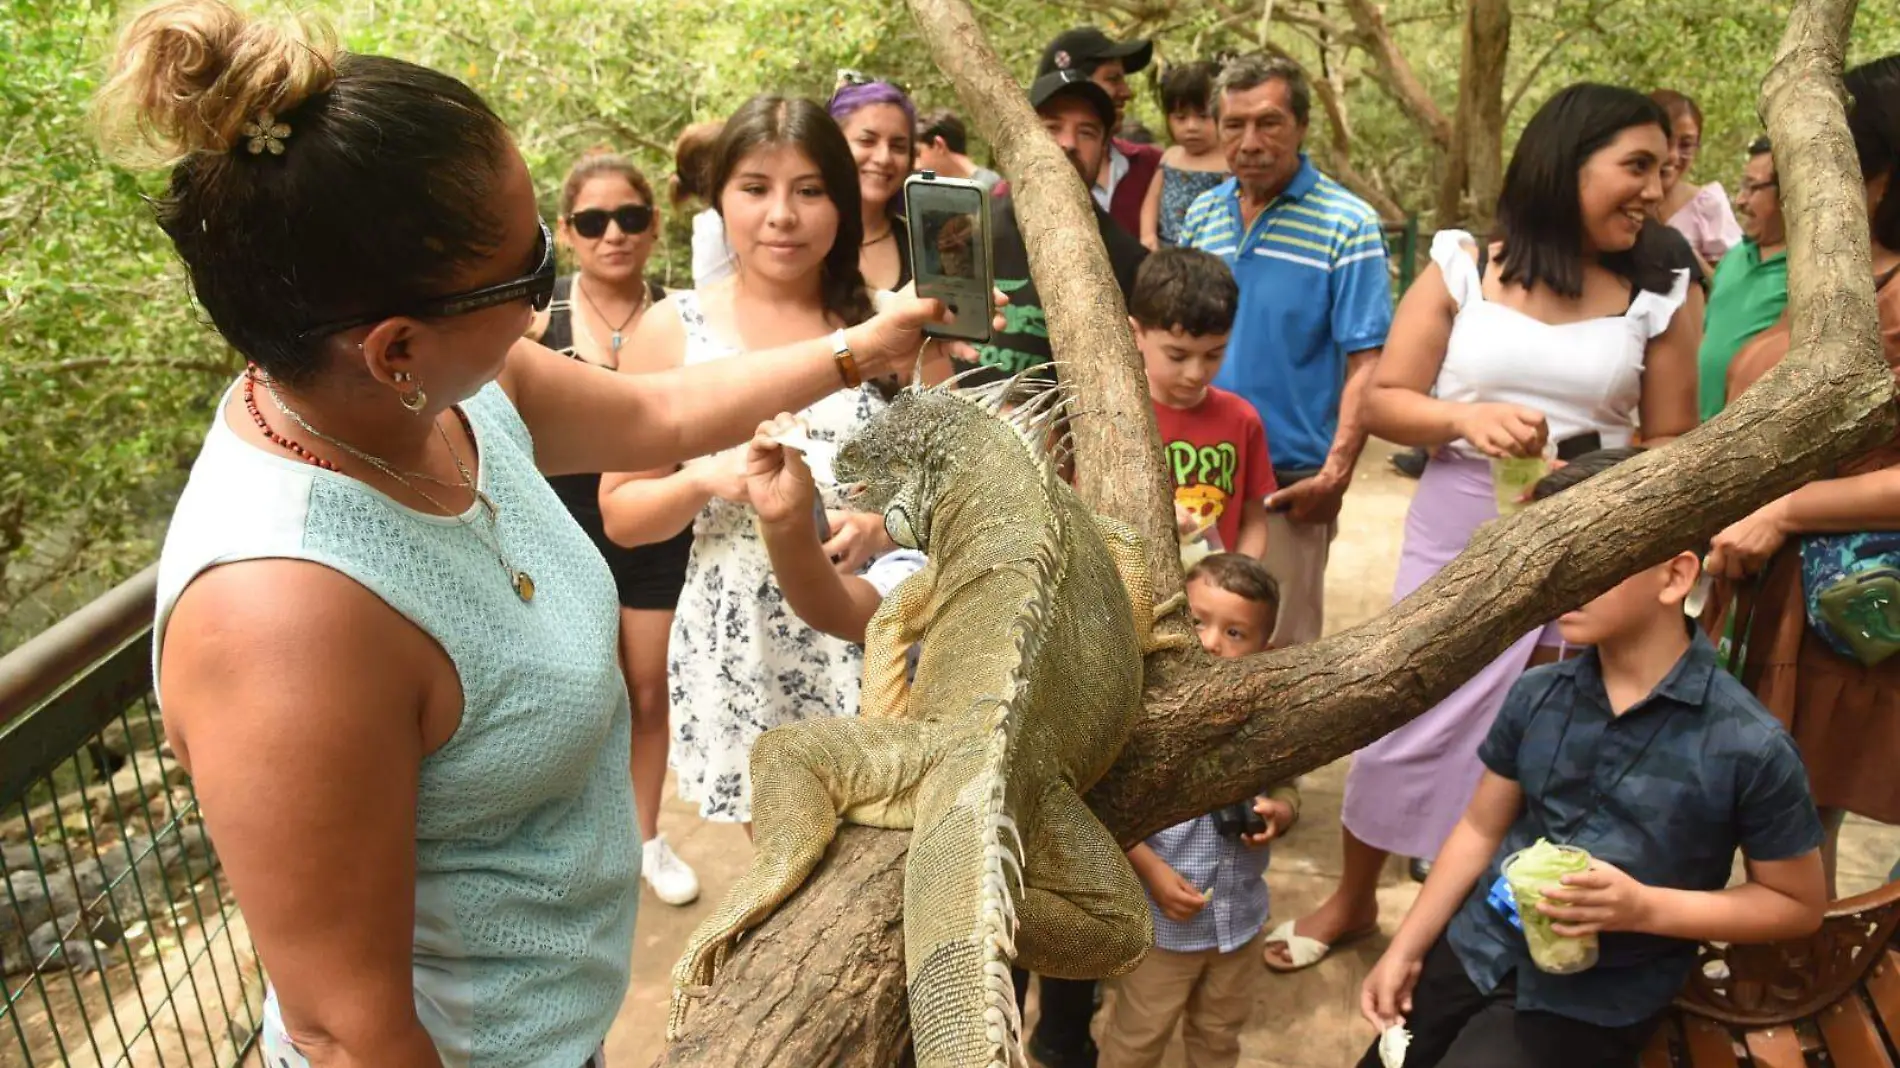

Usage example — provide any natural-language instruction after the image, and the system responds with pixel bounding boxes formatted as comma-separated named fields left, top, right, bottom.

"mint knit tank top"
left=153, top=381, right=638, bottom=1068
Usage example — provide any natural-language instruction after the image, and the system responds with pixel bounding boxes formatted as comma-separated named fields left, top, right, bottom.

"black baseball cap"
left=1028, top=70, right=1118, bottom=133
left=1037, top=26, right=1154, bottom=78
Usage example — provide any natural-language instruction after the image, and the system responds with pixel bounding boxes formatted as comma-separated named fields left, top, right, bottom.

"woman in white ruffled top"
left=1267, top=83, right=1702, bottom=975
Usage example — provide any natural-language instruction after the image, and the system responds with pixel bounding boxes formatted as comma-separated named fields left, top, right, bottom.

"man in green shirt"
left=1698, top=136, right=1788, bottom=420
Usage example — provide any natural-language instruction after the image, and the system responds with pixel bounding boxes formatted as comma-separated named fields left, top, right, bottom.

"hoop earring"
left=400, top=387, right=428, bottom=414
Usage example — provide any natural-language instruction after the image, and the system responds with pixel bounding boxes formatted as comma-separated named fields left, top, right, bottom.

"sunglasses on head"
left=567, top=203, right=654, bottom=239
left=831, top=69, right=908, bottom=103
left=299, top=220, right=557, bottom=341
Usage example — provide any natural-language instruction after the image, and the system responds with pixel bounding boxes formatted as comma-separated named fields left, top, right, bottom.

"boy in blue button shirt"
left=1102, top=553, right=1299, bottom=1068
left=1358, top=449, right=1826, bottom=1068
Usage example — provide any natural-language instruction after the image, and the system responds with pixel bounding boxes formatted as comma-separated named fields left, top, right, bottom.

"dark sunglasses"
left=299, top=220, right=557, bottom=341
left=567, top=204, right=654, bottom=239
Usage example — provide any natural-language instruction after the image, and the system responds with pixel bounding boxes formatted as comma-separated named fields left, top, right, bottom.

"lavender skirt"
left=1340, top=455, right=1560, bottom=859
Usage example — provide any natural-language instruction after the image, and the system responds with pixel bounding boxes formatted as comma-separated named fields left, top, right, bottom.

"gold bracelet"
left=831, top=328, right=863, bottom=389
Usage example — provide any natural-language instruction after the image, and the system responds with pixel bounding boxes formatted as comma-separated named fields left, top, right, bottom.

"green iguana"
left=668, top=373, right=1182, bottom=1067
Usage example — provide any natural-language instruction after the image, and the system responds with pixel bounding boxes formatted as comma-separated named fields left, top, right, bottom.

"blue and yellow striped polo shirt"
left=1178, top=158, right=1393, bottom=472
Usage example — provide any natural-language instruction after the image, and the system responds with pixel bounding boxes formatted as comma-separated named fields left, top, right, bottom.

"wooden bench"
left=1643, top=881, right=1900, bottom=1067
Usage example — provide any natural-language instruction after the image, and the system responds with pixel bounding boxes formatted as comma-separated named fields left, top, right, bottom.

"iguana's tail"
left=904, top=376, right=1072, bottom=1068
left=906, top=518, right=1064, bottom=1068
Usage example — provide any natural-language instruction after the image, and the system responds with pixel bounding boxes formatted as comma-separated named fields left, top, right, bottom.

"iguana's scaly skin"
left=668, top=379, right=1183, bottom=1067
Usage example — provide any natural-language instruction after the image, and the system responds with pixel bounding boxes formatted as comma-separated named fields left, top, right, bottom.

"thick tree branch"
left=653, top=0, right=1888, bottom=1063
left=1434, top=0, right=1511, bottom=229
left=896, top=0, right=1184, bottom=597
left=1336, top=0, right=1454, bottom=149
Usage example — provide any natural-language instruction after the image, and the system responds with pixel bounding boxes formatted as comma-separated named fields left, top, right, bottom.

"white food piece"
left=1685, top=571, right=1713, bottom=619
left=1379, top=1023, right=1412, bottom=1068
left=770, top=427, right=840, bottom=485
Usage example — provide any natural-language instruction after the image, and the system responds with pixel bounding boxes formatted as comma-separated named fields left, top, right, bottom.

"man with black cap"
left=951, top=69, right=1148, bottom=389
left=1038, top=25, right=1161, bottom=238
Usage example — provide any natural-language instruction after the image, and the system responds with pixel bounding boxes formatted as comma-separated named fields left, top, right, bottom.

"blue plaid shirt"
left=1446, top=631, right=1824, bottom=1027
left=1141, top=784, right=1299, bottom=954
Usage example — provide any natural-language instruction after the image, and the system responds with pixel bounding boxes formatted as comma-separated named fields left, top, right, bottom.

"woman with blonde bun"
left=104, top=1, right=957, bottom=1064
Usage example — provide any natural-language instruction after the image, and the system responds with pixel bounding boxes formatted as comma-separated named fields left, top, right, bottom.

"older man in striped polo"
left=1178, top=54, right=1393, bottom=647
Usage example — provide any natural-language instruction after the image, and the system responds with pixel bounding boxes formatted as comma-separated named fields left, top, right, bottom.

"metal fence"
left=0, top=567, right=262, bottom=1067
left=1383, top=214, right=1423, bottom=295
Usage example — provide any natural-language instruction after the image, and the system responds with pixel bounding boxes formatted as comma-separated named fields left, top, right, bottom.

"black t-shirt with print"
left=949, top=196, right=1148, bottom=386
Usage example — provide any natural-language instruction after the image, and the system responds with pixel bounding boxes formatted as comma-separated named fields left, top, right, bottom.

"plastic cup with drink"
left=1490, top=445, right=1552, bottom=517
left=1501, top=838, right=1600, bottom=975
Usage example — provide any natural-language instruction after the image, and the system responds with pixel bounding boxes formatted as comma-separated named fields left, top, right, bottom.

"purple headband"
left=828, top=81, right=917, bottom=129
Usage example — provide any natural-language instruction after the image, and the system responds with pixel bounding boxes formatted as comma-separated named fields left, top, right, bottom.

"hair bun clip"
left=241, top=112, right=291, bottom=156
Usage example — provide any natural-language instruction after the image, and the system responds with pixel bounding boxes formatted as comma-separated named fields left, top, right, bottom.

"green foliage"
left=1, top=0, right=1897, bottom=648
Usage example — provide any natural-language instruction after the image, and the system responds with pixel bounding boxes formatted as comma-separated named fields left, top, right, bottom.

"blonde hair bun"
left=96, top=0, right=338, bottom=166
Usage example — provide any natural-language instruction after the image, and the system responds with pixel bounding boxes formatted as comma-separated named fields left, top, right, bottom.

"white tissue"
left=1379, top=1023, right=1412, bottom=1068
left=770, top=427, right=839, bottom=485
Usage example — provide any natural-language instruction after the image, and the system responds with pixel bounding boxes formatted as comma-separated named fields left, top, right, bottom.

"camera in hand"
left=1211, top=800, right=1268, bottom=838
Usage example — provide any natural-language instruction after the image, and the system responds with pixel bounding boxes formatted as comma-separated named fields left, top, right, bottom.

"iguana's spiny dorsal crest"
left=671, top=373, right=1165, bottom=1068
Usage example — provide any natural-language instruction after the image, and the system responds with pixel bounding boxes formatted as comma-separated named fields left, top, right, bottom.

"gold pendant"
left=513, top=570, right=536, bottom=602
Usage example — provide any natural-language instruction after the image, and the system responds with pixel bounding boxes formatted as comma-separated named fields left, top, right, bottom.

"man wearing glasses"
left=1698, top=137, right=1789, bottom=422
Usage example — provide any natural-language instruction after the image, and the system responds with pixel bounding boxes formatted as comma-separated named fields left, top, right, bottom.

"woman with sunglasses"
left=106, top=4, right=959, bottom=1066
left=524, top=150, right=701, bottom=908
left=829, top=75, right=916, bottom=291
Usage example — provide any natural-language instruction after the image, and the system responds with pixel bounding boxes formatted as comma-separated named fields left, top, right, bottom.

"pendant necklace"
left=575, top=274, right=648, bottom=363
left=250, top=367, right=536, bottom=602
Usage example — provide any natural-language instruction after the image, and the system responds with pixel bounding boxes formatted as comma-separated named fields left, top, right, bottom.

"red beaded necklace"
left=243, top=364, right=340, bottom=470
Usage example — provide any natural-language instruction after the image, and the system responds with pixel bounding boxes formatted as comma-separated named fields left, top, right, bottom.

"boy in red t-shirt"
left=1132, top=248, right=1276, bottom=559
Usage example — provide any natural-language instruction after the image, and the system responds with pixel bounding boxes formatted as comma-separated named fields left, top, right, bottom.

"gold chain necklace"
left=256, top=371, right=535, bottom=602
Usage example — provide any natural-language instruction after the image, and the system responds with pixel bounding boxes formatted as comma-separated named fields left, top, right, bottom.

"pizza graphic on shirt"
left=1174, top=483, right=1229, bottom=547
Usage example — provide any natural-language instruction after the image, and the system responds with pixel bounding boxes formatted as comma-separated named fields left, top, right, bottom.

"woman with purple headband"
left=829, top=77, right=916, bottom=291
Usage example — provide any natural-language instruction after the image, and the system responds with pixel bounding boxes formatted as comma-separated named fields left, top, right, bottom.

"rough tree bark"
left=1435, top=0, right=1512, bottom=230
left=653, top=0, right=1889, bottom=1062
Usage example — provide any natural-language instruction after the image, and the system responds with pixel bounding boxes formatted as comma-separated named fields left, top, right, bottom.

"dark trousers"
left=1354, top=938, right=1660, bottom=1068
left=1014, top=969, right=1098, bottom=1056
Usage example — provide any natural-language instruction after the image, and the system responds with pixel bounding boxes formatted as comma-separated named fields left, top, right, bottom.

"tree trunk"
left=1435, top=0, right=1512, bottom=230
left=654, top=0, right=1889, bottom=1061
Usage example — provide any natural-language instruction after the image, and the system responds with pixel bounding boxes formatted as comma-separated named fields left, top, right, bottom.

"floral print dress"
left=666, top=292, right=885, bottom=822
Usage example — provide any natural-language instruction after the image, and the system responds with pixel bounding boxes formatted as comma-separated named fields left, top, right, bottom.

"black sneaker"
left=1391, top=447, right=1429, bottom=480
left=1027, top=1033, right=1099, bottom=1068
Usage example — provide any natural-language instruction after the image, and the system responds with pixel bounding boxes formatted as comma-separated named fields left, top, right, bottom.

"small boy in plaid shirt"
left=1101, top=553, right=1299, bottom=1068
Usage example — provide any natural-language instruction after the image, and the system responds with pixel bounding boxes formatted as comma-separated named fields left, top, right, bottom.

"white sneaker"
left=642, top=835, right=700, bottom=905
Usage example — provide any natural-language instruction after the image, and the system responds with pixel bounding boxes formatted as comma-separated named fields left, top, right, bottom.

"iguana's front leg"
left=1092, top=514, right=1190, bottom=654
left=860, top=558, right=937, bottom=719
left=669, top=718, right=938, bottom=1040
left=1012, top=780, right=1154, bottom=979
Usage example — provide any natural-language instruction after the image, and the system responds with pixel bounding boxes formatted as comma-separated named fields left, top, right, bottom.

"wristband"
left=830, top=328, right=863, bottom=389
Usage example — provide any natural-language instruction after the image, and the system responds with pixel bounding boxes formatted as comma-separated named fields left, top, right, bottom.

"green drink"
left=1502, top=838, right=1600, bottom=975
left=1490, top=454, right=1550, bottom=516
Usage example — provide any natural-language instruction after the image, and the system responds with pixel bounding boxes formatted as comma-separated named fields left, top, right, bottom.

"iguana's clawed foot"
left=1153, top=591, right=1185, bottom=620
left=665, top=959, right=720, bottom=1040
left=1146, top=591, right=1193, bottom=653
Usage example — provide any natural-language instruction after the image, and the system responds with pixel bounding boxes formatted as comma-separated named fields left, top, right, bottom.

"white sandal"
left=1261, top=918, right=1377, bottom=973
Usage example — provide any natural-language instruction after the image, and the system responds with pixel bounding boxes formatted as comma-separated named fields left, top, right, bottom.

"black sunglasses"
left=298, top=220, right=557, bottom=341
left=567, top=204, right=654, bottom=239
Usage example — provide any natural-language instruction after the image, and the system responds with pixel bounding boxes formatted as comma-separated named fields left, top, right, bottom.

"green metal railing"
left=1383, top=214, right=1422, bottom=295
left=0, top=567, right=262, bottom=1066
